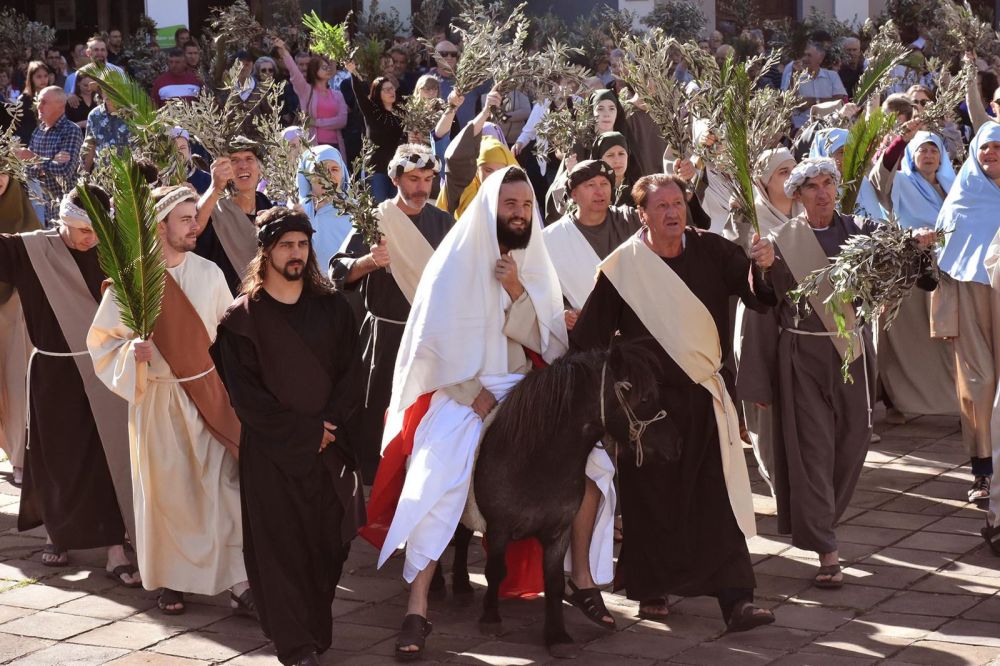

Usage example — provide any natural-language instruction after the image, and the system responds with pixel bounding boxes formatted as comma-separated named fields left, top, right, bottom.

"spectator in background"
left=709, top=29, right=725, bottom=51
left=716, top=44, right=735, bottom=67
left=294, top=52, right=311, bottom=78
left=0, top=70, right=14, bottom=104
left=17, top=86, right=83, bottom=225
left=433, top=40, right=486, bottom=126
left=388, top=46, right=416, bottom=96
left=483, top=89, right=531, bottom=147
left=274, top=38, right=349, bottom=158
left=838, top=37, right=864, bottom=98
left=254, top=57, right=299, bottom=125
left=609, top=48, right=626, bottom=91
left=107, top=29, right=125, bottom=66
left=45, top=49, right=67, bottom=88
left=174, top=27, right=191, bottom=49
left=184, top=41, right=202, bottom=74
left=170, top=127, right=212, bottom=194
left=80, top=95, right=129, bottom=173
left=65, top=37, right=123, bottom=96
left=595, top=55, right=614, bottom=87
left=151, top=48, right=202, bottom=107
left=66, top=74, right=100, bottom=130
left=15, top=61, right=51, bottom=144
left=784, top=42, right=847, bottom=129
left=71, top=43, right=89, bottom=70
left=345, top=60, right=405, bottom=202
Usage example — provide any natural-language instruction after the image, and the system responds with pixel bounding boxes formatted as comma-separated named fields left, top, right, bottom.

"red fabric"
left=483, top=535, right=544, bottom=599
left=358, top=392, right=434, bottom=549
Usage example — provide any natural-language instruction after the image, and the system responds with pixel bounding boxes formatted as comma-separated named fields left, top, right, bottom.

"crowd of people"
left=2, top=7, right=1000, bottom=666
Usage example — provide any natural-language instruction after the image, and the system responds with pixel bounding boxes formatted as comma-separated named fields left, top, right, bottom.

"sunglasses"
left=259, top=68, right=275, bottom=74
left=437, top=51, right=459, bottom=58
left=914, top=98, right=930, bottom=106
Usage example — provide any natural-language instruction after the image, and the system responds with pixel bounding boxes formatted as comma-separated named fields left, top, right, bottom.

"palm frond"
left=77, top=156, right=165, bottom=340
left=411, top=0, right=446, bottom=38
left=251, top=80, right=300, bottom=205
left=302, top=11, right=351, bottom=64
left=921, top=58, right=975, bottom=136
left=839, top=107, right=897, bottom=215
left=534, top=104, right=595, bottom=159
left=327, top=137, right=380, bottom=246
left=398, top=94, right=446, bottom=140
left=351, top=36, right=388, bottom=83
left=0, top=101, right=39, bottom=185
left=852, top=20, right=909, bottom=106
left=720, top=63, right=758, bottom=237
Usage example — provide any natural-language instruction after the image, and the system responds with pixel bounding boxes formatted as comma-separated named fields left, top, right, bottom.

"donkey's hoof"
left=546, top=640, right=579, bottom=660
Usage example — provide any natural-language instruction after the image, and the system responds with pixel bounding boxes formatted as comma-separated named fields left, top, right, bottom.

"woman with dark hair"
left=590, top=131, right=641, bottom=207
left=66, top=74, right=100, bottom=130
left=274, top=38, right=349, bottom=158
left=345, top=61, right=405, bottom=203
left=15, top=61, right=51, bottom=144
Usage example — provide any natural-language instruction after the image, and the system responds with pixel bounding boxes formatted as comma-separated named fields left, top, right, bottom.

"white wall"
left=365, top=0, right=412, bottom=30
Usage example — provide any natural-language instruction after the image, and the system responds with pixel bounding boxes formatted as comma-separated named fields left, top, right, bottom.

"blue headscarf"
left=297, top=144, right=353, bottom=270
left=890, top=132, right=955, bottom=229
left=936, top=122, right=1000, bottom=284
left=809, top=128, right=849, bottom=159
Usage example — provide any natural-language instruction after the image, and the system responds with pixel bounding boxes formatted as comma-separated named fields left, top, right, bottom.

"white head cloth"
left=784, top=157, right=841, bottom=198
left=381, top=166, right=568, bottom=451
left=58, top=194, right=92, bottom=229
left=153, top=186, right=198, bottom=223
left=387, top=147, right=441, bottom=178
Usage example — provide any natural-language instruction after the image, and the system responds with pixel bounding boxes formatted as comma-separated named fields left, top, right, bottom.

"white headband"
left=154, top=187, right=198, bottom=222
left=784, top=157, right=841, bottom=198
left=57, top=194, right=92, bottom=229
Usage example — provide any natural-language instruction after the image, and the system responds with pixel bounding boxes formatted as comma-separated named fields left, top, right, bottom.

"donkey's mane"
left=488, top=340, right=661, bottom=455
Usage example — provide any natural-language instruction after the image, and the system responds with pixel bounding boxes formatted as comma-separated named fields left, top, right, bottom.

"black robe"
left=195, top=191, right=273, bottom=295
left=213, top=289, right=364, bottom=665
left=0, top=235, right=125, bottom=549
left=570, top=229, right=776, bottom=602
left=329, top=204, right=455, bottom=483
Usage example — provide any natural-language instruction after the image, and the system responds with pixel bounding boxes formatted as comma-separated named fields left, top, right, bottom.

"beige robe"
left=0, top=295, right=30, bottom=468
left=88, top=254, right=246, bottom=594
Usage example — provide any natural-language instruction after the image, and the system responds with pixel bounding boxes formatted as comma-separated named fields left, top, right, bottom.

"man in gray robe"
left=330, top=144, right=455, bottom=485
left=737, top=158, right=936, bottom=589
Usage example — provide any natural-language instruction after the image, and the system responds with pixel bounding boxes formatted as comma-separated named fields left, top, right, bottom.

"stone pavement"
left=0, top=413, right=999, bottom=665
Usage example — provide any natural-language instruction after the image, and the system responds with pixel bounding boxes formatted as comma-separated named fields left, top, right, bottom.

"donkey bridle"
left=599, top=356, right=668, bottom=468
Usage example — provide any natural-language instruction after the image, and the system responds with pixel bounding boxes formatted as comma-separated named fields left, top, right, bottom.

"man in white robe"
left=363, top=167, right=576, bottom=660
left=89, top=186, right=250, bottom=615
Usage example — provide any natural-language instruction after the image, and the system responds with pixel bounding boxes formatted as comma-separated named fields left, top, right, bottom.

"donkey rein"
left=599, top=357, right=668, bottom=468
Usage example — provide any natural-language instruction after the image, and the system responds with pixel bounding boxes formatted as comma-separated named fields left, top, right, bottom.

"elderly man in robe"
left=214, top=207, right=364, bottom=666
left=738, top=159, right=937, bottom=588
left=89, top=185, right=250, bottom=616
left=362, top=167, right=571, bottom=660
left=331, top=144, right=455, bottom=485
left=571, top=173, right=777, bottom=631
left=934, top=122, right=1000, bottom=504
left=0, top=187, right=136, bottom=584
left=195, top=137, right=274, bottom=294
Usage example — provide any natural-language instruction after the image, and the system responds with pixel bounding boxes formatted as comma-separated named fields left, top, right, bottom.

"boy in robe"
left=571, top=173, right=777, bottom=631
left=89, top=186, right=250, bottom=615
left=0, top=187, right=136, bottom=584
left=738, top=159, right=937, bottom=588
left=214, top=207, right=364, bottom=666
left=330, top=144, right=455, bottom=484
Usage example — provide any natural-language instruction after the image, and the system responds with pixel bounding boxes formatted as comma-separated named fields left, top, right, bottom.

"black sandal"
left=813, top=564, right=843, bottom=589
left=158, top=588, right=185, bottom=615
left=726, top=601, right=775, bottom=633
left=567, top=580, right=616, bottom=631
left=231, top=587, right=256, bottom=618
left=41, top=544, right=68, bottom=567
left=395, top=614, right=432, bottom=662
left=637, top=597, right=670, bottom=623
left=106, top=564, right=141, bottom=588
left=982, top=523, right=1000, bottom=557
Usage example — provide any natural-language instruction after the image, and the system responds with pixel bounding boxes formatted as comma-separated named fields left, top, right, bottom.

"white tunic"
left=88, top=254, right=246, bottom=594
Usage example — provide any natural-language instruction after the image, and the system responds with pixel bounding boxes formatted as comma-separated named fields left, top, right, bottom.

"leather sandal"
left=567, top=580, right=616, bottom=630
left=395, top=613, right=432, bottom=662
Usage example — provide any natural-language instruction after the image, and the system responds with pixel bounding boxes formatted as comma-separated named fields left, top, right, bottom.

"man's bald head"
left=37, top=86, right=67, bottom=125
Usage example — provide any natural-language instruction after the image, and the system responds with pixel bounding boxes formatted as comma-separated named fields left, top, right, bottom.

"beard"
left=274, top=258, right=306, bottom=281
left=496, top=213, right=531, bottom=250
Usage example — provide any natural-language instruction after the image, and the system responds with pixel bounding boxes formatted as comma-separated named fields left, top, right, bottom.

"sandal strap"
left=396, top=613, right=432, bottom=648
left=159, top=589, right=184, bottom=604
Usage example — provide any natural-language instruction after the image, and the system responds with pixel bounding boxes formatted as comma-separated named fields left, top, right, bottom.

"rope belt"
left=25, top=348, right=92, bottom=448
left=149, top=366, right=216, bottom=384
left=364, top=313, right=406, bottom=408
left=781, top=327, right=872, bottom=428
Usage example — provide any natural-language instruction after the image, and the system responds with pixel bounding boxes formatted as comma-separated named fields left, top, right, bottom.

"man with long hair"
left=89, top=185, right=250, bottom=616
left=213, top=207, right=364, bottom=666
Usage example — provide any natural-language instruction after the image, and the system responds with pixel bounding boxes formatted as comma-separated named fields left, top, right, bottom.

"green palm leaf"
left=77, top=156, right=165, bottom=340
left=852, top=20, right=909, bottom=107
left=721, top=60, right=758, bottom=237
left=839, top=107, right=897, bottom=216
left=79, top=64, right=158, bottom=129
left=302, top=11, right=351, bottom=64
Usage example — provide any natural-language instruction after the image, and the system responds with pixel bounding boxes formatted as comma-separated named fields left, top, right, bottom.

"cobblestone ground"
left=0, top=413, right=998, bottom=664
